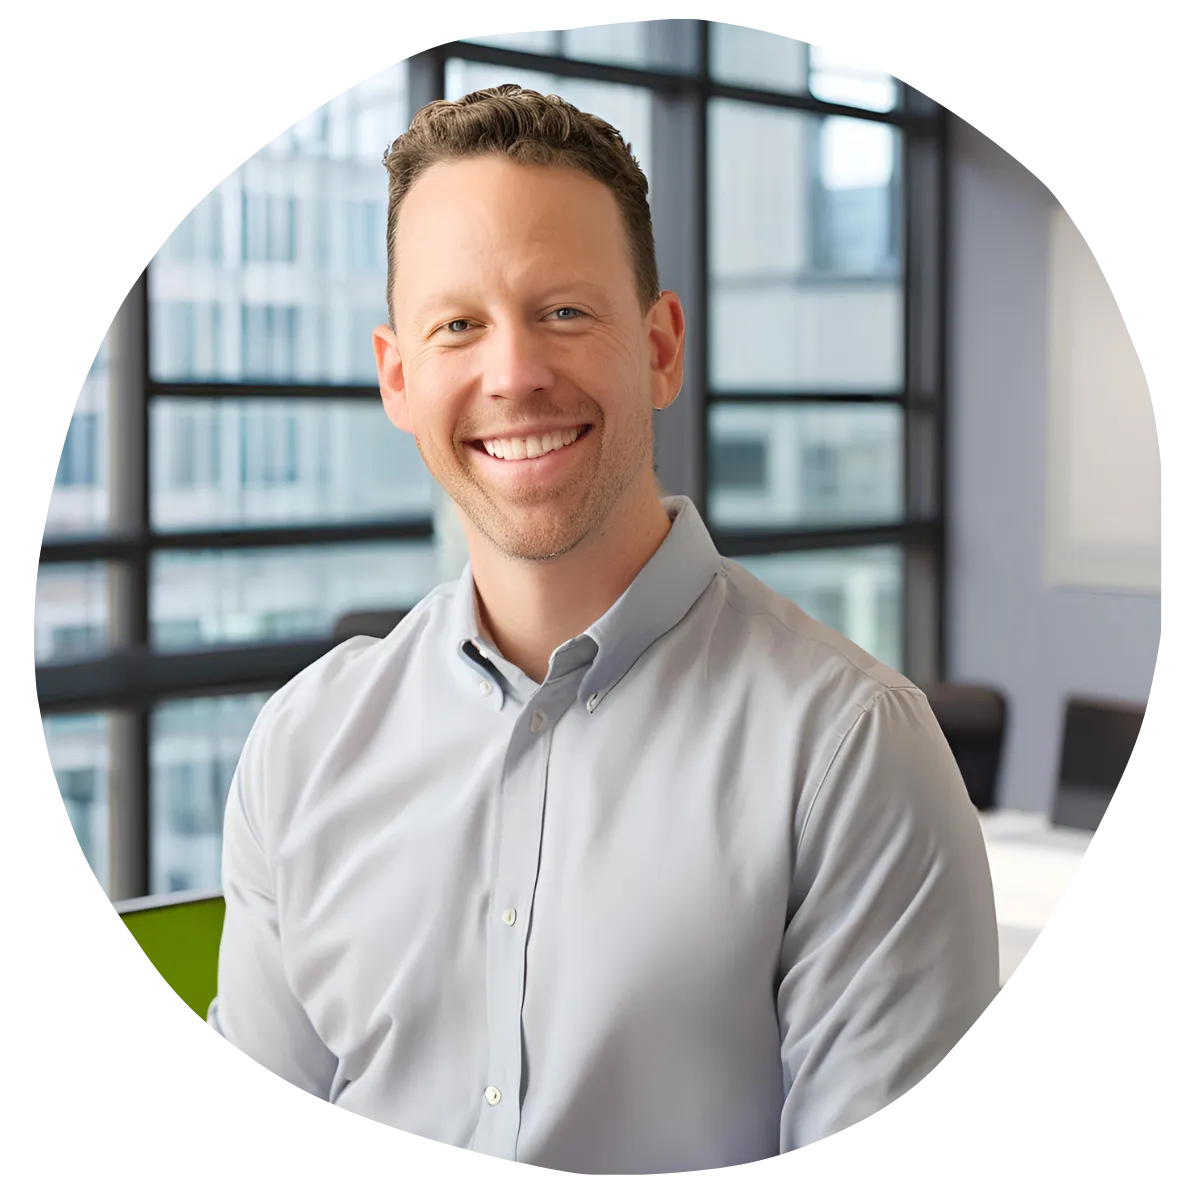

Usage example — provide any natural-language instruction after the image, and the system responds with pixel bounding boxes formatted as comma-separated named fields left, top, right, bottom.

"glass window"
left=564, top=21, right=698, bottom=72
left=42, top=712, right=111, bottom=893
left=44, top=336, right=110, bottom=537
left=708, top=402, right=904, bottom=529
left=150, top=541, right=447, bottom=650
left=444, top=60, right=653, bottom=185
left=35, top=562, right=110, bottom=664
left=463, top=29, right=559, bottom=54
left=148, top=60, right=407, bottom=385
left=150, top=399, right=436, bottom=530
left=55, top=413, right=99, bottom=487
left=808, top=45, right=898, bottom=113
left=733, top=545, right=903, bottom=668
left=710, top=22, right=808, bottom=93
left=465, top=22, right=698, bottom=73
left=150, top=693, right=270, bottom=894
left=708, top=98, right=903, bottom=392
left=241, top=194, right=296, bottom=263
left=709, top=24, right=898, bottom=113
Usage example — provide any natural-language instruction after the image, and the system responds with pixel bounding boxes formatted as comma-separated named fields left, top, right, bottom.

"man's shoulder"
left=253, top=580, right=456, bottom=741
left=710, top=558, right=918, bottom=710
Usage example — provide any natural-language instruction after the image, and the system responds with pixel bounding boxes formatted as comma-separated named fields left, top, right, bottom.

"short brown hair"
left=382, top=85, right=660, bottom=327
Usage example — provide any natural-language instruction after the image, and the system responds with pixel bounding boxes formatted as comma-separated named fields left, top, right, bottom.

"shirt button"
left=478, top=679, right=493, bottom=696
left=501, top=907, right=517, bottom=926
left=529, top=710, right=547, bottom=734
left=484, top=1085, right=501, bottom=1106
left=586, top=693, right=600, bottom=713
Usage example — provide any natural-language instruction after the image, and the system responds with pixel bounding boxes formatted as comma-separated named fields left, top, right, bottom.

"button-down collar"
left=450, top=496, right=723, bottom=712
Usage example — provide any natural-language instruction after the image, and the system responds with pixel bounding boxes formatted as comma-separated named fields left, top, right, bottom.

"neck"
left=465, top=480, right=672, bottom=684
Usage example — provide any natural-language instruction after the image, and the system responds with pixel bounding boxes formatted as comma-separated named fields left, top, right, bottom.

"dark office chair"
left=923, top=683, right=1007, bottom=812
left=332, top=609, right=407, bottom=643
left=1051, top=696, right=1145, bottom=831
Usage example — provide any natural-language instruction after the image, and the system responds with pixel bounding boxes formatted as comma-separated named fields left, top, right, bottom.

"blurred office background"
left=36, top=22, right=1159, bottom=908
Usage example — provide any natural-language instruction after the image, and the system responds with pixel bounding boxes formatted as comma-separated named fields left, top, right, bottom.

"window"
left=803, top=444, right=839, bottom=503
left=238, top=408, right=300, bottom=486
left=241, top=193, right=297, bottom=262
left=347, top=200, right=386, bottom=271
left=55, top=413, right=99, bottom=487
left=51, top=623, right=107, bottom=660
left=153, top=301, right=223, bottom=380
left=240, top=305, right=300, bottom=380
left=711, top=438, right=767, bottom=491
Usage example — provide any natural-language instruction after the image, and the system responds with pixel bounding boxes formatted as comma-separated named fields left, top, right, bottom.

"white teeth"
left=482, top=427, right=583, bottom=460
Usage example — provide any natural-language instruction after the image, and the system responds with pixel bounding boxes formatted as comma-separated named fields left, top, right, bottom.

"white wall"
left=945, top=116, right=1161, bottom=814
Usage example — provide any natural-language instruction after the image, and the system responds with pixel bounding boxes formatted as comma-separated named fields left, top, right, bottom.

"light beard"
left=417, top=414, right=654, bottom=564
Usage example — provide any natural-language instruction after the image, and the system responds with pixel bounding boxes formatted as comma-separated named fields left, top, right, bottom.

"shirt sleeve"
left=776, top=685, right=999, bottom=1151
left=207, top=704, right=339, bottom=1100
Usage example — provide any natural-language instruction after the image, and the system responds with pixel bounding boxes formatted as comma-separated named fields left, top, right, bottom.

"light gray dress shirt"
left=209, top=495, right=999, bottom=1173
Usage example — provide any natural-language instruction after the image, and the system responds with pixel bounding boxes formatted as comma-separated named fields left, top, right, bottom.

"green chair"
left=115, top=890, right=225, bottom=1019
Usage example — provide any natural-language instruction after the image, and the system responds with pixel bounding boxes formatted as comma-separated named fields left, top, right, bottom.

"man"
left=208, top=84, right=999, bottom=1173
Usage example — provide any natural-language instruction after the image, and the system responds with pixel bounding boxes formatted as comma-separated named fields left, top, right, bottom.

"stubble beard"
left=418, top=408, right=655, bottom=563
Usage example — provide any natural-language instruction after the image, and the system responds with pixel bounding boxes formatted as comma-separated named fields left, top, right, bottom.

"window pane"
left=150, top=693, right=270, bottom=895
left=150, top=399, right=436, bottom=530
left=44, top=336, right=110, bottom=537
left=709, top=403, right=903, bottom=529
left=444, top=60, right=652, bottom=184
left=463, top=29, right=559, bottom=53
left=808, top=45, right=898, bottom=113
left=150, top=542, right=447, bottom=650
left=734, top=545, right=903, bottom=669
left=708, top=99, right=903, bottom=391
left=562, top=21, right=698, bottom=72
left=42, top=712, right=111, bottom=893
left=710, top=22, right=808, bottom=92
left=458, top=20, right=700, bottom=72
left=710, top=24, right=898, bottom=113
left=35, top=562, right=110, bottom=664
left=149, top=61, right=407, bottom=385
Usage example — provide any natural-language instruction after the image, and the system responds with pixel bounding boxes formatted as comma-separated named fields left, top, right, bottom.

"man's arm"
left=777, top=685, right=999, bottom=1151
left=207, top=711, right=339, bottom=1099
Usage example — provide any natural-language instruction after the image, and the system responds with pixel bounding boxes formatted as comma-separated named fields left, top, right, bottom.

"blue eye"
left=550, top=307, right=582, bottom=320
left=445, top=319, right=472, bottom=334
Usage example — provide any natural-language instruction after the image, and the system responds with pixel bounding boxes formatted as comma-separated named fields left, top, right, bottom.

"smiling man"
left=208, top=85, right=999, bottom=1173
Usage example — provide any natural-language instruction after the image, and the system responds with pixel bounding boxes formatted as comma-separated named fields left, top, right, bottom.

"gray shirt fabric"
left=208, top=495, right=999, bottom=1173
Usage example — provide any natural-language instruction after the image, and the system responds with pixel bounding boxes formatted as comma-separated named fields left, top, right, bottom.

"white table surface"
left=977, top=810, right=1093, bottom=984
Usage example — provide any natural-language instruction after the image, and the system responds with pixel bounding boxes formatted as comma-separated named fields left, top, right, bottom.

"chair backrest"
left=923, top=683, right=1007, bottom=811
left=1052, top=696, right=1145, bottom=831
left=331, top=609, right=407, bottom=643
left=115, top=890, right=225, bottom=1019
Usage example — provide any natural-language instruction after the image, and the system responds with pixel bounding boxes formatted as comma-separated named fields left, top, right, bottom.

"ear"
left=646, top=291, right=686, bottom=411
left=373, top=323, right=412, bottom=434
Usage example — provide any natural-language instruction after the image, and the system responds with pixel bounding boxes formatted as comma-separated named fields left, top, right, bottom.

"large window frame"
left=37, top=23, right=948, bottom=899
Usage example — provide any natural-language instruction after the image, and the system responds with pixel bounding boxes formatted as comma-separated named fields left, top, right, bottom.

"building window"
left=239, top=408, right=300, bottom=486
left=55, top=413, right=99, bottom=487
left=240, top=305, right=300, bottom=379
left=51, top=623, right=107, bottom=660
left=712, top=437, right=768, bottom=491
left=166, top=410, right=222, bottom=489
left=241, top=193, right=297, bottom=263
left=802, top=443, right=839, bottom=504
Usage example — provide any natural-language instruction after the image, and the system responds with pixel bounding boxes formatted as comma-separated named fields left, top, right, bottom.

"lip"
left=466, top=424, right=594, bottom=484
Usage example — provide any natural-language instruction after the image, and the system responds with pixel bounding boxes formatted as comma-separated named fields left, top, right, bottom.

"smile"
left=476, top=425, right=591, bottom=461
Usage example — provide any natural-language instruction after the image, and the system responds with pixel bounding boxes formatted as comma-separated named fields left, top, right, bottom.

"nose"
left=479, top=319, right=557, bottom=401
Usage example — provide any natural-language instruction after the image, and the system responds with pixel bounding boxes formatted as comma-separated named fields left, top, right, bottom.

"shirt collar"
left=450, top=495, right=723, bottom=710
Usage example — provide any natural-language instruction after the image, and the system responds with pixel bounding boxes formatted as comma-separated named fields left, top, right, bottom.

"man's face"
left=374, top=155, right=683, bottom=562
